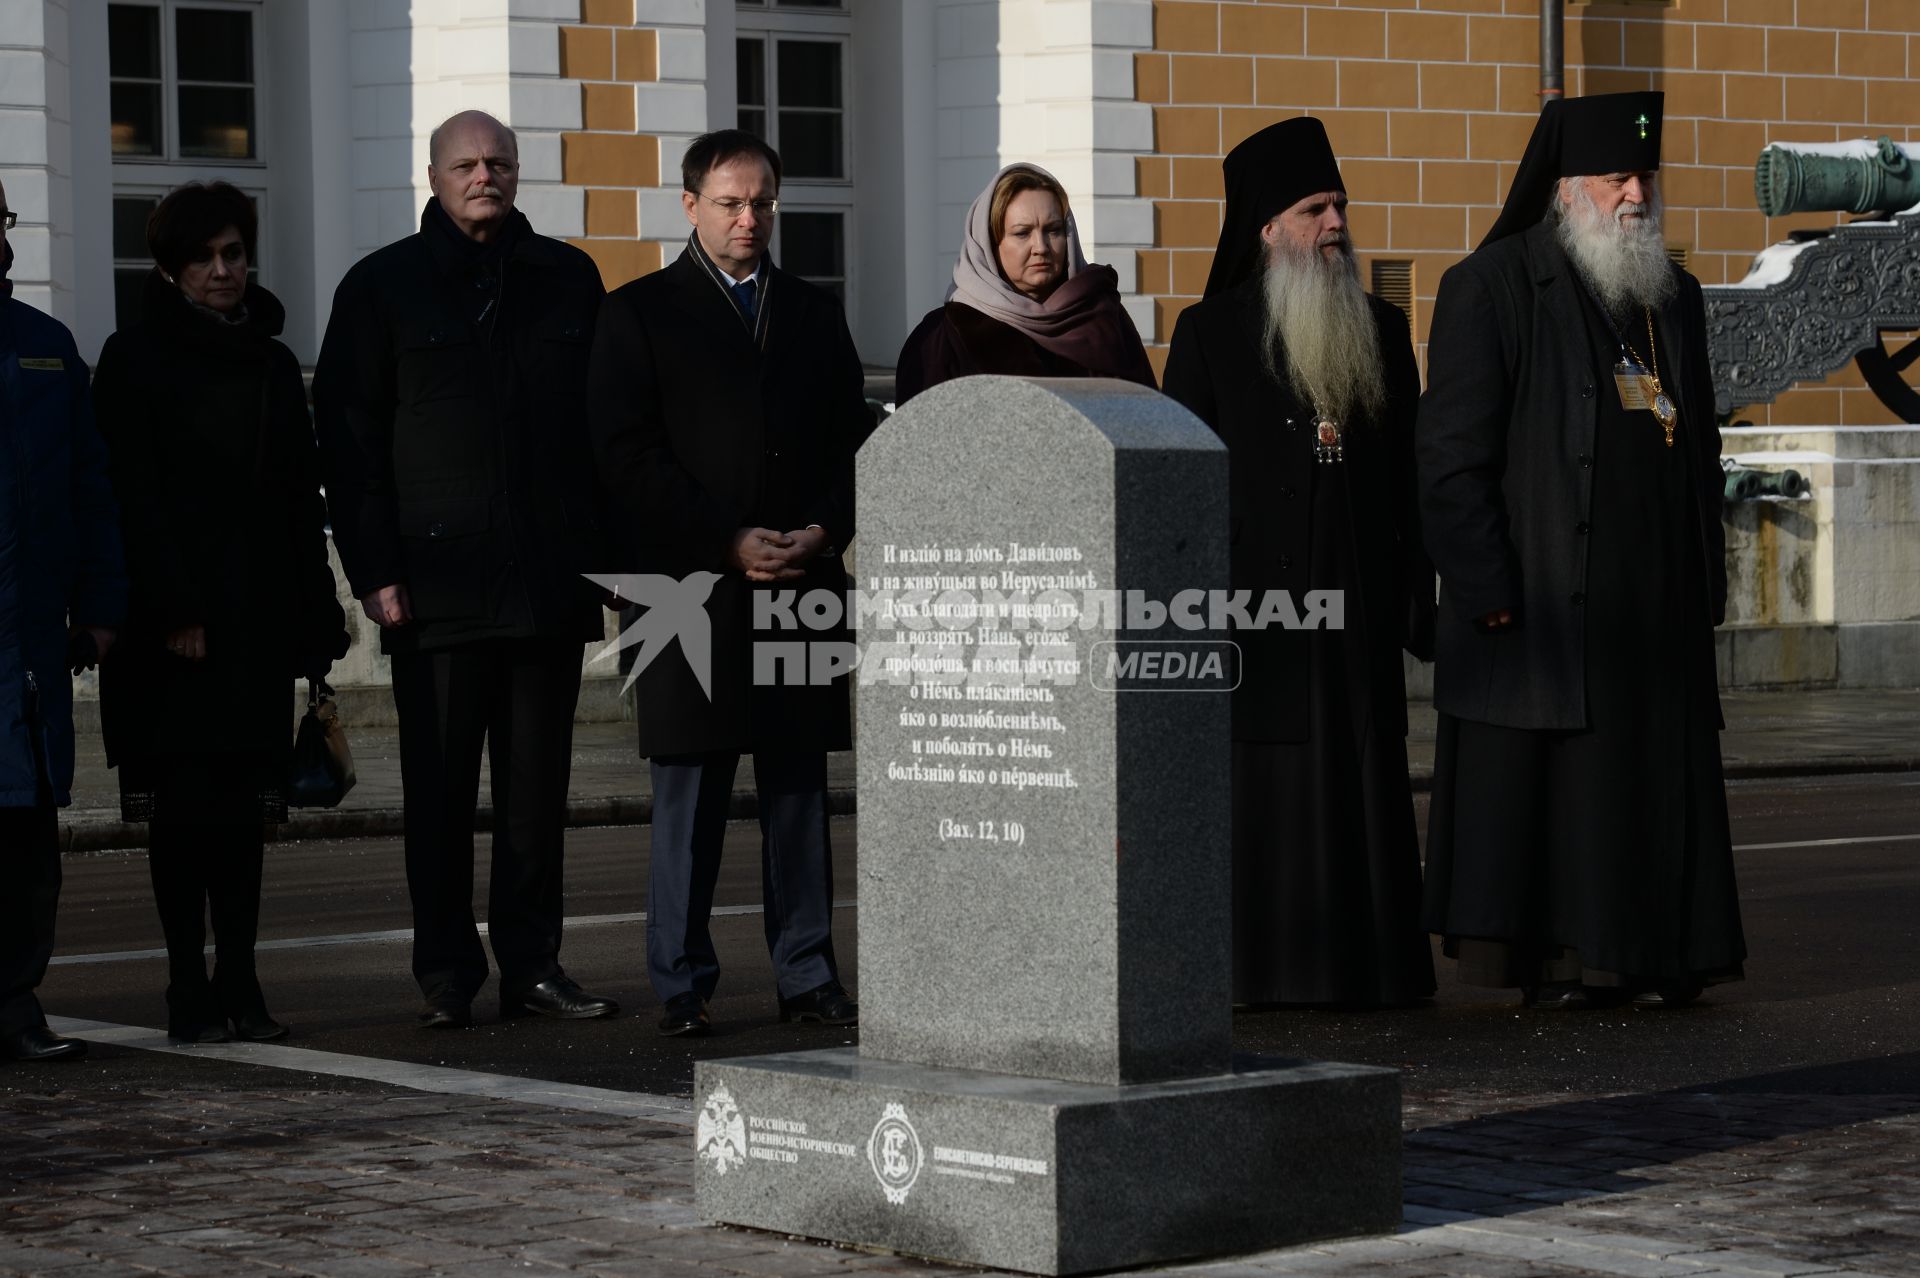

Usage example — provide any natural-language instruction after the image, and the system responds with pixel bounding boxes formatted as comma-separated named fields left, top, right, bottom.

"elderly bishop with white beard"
left=1417, top=92, right=1746, bottom=1012
left=1163, top=118, right=1437, bottom=1008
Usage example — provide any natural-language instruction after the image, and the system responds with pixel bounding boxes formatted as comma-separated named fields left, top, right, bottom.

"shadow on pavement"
left=1402, top=1052, right=1920, bottom=1219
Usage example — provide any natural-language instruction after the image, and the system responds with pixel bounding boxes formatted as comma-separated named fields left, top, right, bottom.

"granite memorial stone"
left=695, top=377, right=1401, bottom=1275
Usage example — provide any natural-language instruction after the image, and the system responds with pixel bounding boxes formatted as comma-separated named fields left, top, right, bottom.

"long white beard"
left=1554, top=180, right=1678, bottom=314
left=1259, top=237, right=1387, bottom=426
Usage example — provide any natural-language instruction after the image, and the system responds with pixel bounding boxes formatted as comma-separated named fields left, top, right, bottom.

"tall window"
left=110, top=2, right=257, bottom=160
left=736, top=1, right=852, bottom=307
left=107, top=1, right=264, bottom=328
left=110, top=193, right=161, bottom=324
left=736, top=37, right=844, bottom=180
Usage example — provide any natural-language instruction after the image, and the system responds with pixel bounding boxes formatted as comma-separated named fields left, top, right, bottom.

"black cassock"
left=1418, top=229, right=1746, bottom=991
left=1164, top=277, right=1436, bottom=1007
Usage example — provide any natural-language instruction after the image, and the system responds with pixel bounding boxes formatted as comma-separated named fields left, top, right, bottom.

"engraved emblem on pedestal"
left=867, top=1103, right=925, bottom=1204
left=697, top=1084, right=748, bottom=1176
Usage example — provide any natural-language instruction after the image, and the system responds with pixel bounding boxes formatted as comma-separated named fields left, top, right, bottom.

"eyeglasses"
left=0, top=210, right=15, bottom=231
left=698, top=193, right=778, bottom=219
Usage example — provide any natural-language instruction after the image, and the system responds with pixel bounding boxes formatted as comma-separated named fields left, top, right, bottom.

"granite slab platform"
left=694, top=1048, right=1402, bottom=1276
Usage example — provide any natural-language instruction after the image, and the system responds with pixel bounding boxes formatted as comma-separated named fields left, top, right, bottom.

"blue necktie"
left=732, top=277, right=758, bottom=322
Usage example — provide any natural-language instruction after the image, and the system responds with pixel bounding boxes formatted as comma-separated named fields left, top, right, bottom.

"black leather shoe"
left=1632, top=983, right=1703, bottom=1009
left=503, top=976, right=619, bottom=1021
left=1521, top=982, right=1594, bottom=1011
left=657, top=992, right=710, bottom=1037
left=417, top=996, right=473, bottom=1029
left=229, top=1012, right=289, bottom=1042
left=168, top=1021, right=231, bottom=1045
left=779, top=981, right=858, bottom=1026
left=1, top=1025, right=88, bottom=1062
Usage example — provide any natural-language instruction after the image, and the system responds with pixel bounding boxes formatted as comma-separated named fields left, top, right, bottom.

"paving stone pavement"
left=3, top=1082, right=1916, bottom=1278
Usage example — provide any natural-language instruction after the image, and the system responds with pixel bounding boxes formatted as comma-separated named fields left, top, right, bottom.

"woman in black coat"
left=94, top=182, right=349, bottom=1044
left=895, top=164, right=1156, bottom=403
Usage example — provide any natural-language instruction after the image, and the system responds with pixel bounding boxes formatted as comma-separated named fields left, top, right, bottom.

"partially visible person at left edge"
left=0, top=178, right=127, bottom=1063
left=92, top=181, right=350, bottom=1046
left=315, top=110, right=618, bottom=1030
left=894, top=162, right=1156, bottom=403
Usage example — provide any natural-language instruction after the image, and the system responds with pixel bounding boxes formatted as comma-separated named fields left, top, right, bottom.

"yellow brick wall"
left=1139, top=0, right=1920, bottom=425
left=561, top=0, right=664, bottom=288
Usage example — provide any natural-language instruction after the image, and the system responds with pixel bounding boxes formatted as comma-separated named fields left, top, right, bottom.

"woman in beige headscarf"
left=895, top=163, right=1155, bottom=404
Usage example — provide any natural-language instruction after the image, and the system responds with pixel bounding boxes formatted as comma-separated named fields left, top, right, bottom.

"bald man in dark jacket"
left=315, top=111, right=616, bottom=1029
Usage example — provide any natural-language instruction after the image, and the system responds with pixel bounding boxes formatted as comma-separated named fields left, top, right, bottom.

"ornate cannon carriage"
left=1705, top=138, right=1920, bottom=422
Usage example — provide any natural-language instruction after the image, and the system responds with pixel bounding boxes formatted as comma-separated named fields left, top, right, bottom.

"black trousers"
left=147, top=818, right=268, bottom=1023
left=390, top=637, right=583, bottom=1001
left=0, top=805, right=61, bottom=1034
left=645, top=750, right=838, bottom=1003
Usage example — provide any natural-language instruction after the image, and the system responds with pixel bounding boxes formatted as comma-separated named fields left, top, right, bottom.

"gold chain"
left=1620, top=308, right=1676, bottom=447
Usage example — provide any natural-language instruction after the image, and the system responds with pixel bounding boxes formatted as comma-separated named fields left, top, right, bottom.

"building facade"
left=1136, top=0, right=1920, bottom=427
left=6, top=0, right=1916, bottom=428
left=6, top=0, right=1914, bottom=693
left=3, top=0, right=1158, bottom=371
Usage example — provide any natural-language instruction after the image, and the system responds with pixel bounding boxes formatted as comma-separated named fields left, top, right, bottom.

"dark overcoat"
left=313, top=204, right=608, bottom=654
left=894, top=301, right=1157, bottom=405
left=93, top=275, right=346, bottom=765
left=0, top=296, right=126, bottom=807
left=1161, top=277, right=1433, bottom=743
left=588, top=251, right=872, bottom=757
left=1415, top=221, right=1725, bottom=731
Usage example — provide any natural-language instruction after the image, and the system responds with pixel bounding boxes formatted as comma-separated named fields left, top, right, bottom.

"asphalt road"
left=19, top=773, right=1920, bottom=1102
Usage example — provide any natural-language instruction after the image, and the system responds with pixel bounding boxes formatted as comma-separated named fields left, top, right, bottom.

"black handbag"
left=287, top=680, right=356, bottom=808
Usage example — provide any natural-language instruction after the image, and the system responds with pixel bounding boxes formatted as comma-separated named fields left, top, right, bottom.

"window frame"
left=734, top=0, right=848, bottom=20
left=108, top=0, right=267, bottom=170
left=108, top=0, right=269, bottom=329
left=735, top=1, right=855, bottom=321
left=774, top=205, right=853, bottom=306
left=734, top=31, right=852, bottom=186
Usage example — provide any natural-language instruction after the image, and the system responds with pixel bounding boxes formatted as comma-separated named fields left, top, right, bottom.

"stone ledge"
left=696, top=1047, right=1402, bottom=1276
left=1718, top=620, right=1920, bottom=689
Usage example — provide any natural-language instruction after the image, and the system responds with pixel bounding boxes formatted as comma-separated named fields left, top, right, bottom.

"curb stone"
left=54, top=756, right=1919, bottom=853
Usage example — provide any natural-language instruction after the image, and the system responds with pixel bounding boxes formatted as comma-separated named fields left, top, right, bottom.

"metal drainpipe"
left=1540, top=0, right=1565, bottom=108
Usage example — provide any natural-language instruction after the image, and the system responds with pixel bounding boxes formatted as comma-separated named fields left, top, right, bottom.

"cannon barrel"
left=1755, top=137, right=1920, bottom=217
left=1722, top=467, right=1808, bottom=501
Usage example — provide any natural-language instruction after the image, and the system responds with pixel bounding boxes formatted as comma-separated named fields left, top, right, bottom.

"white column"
left=66, top=0, right=113, bottom=359
left=994, top=0, right=1154, bottom=337
left=637, top=0, right=712, bottom=265
left=1, top=0, right=75, bottom=323
left=913, top=0, right=1155, bottom=347
left=502, top=0, right=583, bottom=241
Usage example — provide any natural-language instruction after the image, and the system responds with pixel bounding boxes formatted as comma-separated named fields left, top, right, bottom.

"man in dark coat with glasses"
left=588, top=130, right=873, bottom=1038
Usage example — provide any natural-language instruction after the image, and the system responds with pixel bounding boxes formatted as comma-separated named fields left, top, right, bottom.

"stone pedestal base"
left=693, top=1048, right=1401, bottom=1276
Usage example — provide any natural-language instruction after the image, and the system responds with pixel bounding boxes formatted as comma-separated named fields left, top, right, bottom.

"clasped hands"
left=730, top=526, right=828, bottom=582
left=357, top=527, right=825, bottom=625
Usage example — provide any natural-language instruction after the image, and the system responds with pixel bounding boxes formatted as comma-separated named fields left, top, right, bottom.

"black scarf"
left=683, top=232, right=774, bottom=351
